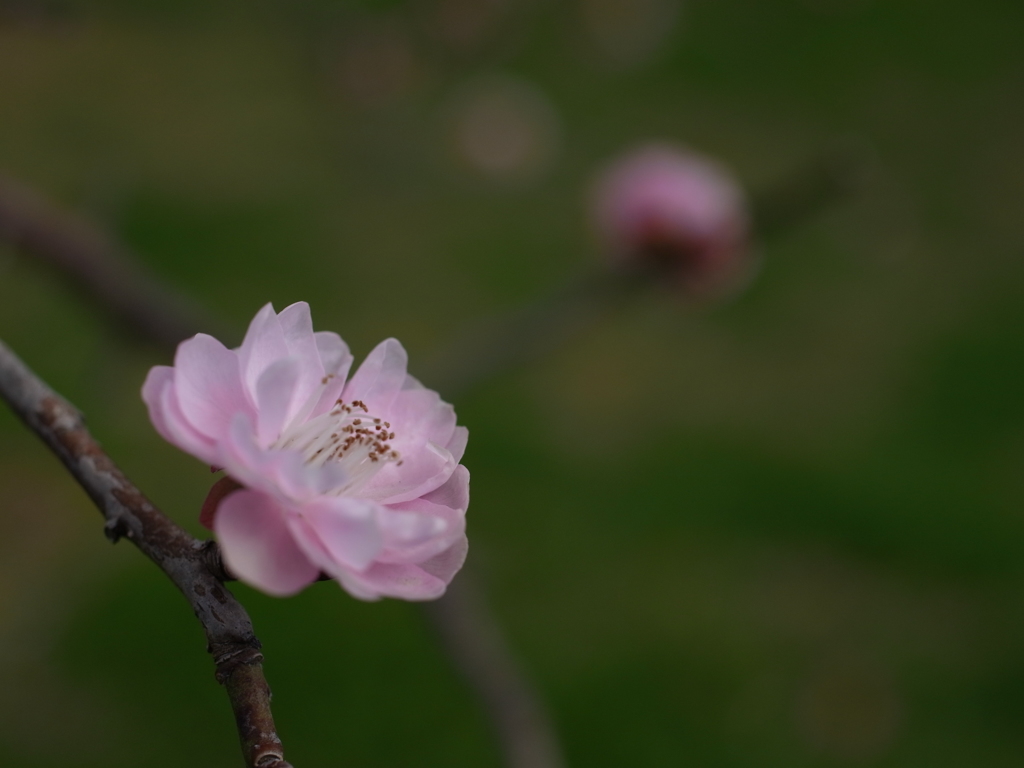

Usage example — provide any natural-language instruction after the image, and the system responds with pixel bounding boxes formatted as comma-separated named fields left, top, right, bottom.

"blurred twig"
left=426, top=141, right=872, bottom=398
left=751, top=140, right=871, bottom=238
left=0, top=175, right=229, bottom=349
left=421, top=266, right=654, bottom=399
left=414, top=145, right=870, bottom=768
left=424, top=574, right=565, bottom=768
left=416, top=270, right=662, bottom=768
left=0, top=338, right=291, bottom=768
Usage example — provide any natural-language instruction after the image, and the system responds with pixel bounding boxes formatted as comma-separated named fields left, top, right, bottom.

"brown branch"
left=0, top=338, right=291, bottom=768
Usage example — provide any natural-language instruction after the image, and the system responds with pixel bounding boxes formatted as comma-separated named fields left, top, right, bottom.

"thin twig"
left=423, top=576, right=564, bottom=768
left=0, top=175, right=229, bottom=349
left=414, top=143, right=869, bottom=768
left=419, top=266, right=653, bottom=399
left=424, top=141, right=870, bottom=399
left=0, top=338, right=291, bottom=768
left=751, top=139, right=872, bottom=238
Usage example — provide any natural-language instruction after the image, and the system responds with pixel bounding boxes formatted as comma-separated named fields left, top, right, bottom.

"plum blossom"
left=142, top=302, right=468, bottom=600
left=592, top=143, right=752, bottom=297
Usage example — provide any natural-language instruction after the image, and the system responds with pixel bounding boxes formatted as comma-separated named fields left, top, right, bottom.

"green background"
left=1, top=0, right=1023, bottom=765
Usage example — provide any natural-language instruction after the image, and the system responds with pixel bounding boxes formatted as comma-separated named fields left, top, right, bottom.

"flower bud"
left=592, top=144, right=752, bottom=297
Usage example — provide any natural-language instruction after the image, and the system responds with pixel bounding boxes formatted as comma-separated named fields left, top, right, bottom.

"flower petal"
left=315, top=331, right=353, bottom=375
left=142, top=365, right=218, bottom=464
left=306, top=331, right=353, bottom=419
left=336, top=562, right=449, bottom=601
left=422, top=463, right=470, bottom=512
left=342, top=338, right=408, bottom=412
left=277, top=302, right=329, bottom=422
left=214, top=490, right=319, bottom=597
left=377, top=466, right=469, bottom=564
left=220, top=413, right=346, bottom=502
left=173, top=333, right=252, bottom=440
left=291, top=496, right=385, bottom=572
left=254, top=357, right=301, bottom=446
left=364, top=440, right=457, bottom=505
left=419, top=535, right=468, bottom=583
left=446, top=426, right=469, bottom=464
left=388, top=385, right=458, bottom=455
left=237, top=303, right=289, bottom=398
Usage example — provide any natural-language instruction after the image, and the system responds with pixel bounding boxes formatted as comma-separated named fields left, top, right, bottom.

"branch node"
left=199, top=538, right=233, bottom=581
left=103, top=516, right=126, bottom=543
left=212, top=641, right=265, bottom=683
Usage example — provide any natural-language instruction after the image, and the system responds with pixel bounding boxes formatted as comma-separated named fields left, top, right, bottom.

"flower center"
left=272, top=399, right=400, bottom=494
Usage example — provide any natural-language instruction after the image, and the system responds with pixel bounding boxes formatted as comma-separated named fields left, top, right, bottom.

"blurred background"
left=1, top=0, right=1024, bottom=765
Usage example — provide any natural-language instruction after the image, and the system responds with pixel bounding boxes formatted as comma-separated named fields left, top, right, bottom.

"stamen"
left=271, top=399, right=400, bottom=495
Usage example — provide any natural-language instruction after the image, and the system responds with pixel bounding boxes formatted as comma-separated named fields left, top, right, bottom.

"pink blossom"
left=142, top=302, right=468, bottom=600
left=592, top=144, right=751, bottom=296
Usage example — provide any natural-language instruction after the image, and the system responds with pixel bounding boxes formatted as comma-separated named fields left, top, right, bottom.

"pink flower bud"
left=592, top=144, right=752, bottom=297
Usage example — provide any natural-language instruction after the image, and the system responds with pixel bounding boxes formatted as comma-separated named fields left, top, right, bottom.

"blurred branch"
left=0, top=175, right=230, bottom=349
left=414, top=277, right=662, bottom=768
left=425, top=141, right=872, bottom=399
left=0, top=338, right=291, bottom=768
left=421, top=266, right=653, bottom=399
left=751, top=140, right=872, bottom=238
left=413, top=147, right=871, bottom=768
left=424, top=575, right=565, bottom=768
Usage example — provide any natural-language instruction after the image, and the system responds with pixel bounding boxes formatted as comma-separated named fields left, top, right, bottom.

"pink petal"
left=315, top=331, right=353, bottom=376
left=355, top=382, right=464, bottom=503
left=278, top=303, right=320, bottom=365
left=277, top=302, right=328, bottom=423
left=214, top=489, right=319, bottom=597
left=377, top=505, right=451, bottom=556
left=306, top=331, right=353, bottom=419
left=422, top=464, right=470, bottom=511
left=173, top=333, right=252, bottom=441
left=342, top=338, right=408, bottom=412
left=419, top=535, right=468, bottom=583
left=290, top=496, right=385, bottom=572
left=336, top=561, right=449, bottom=601
left=237, top=303, right=289, bottom=398
left=141, top=365, right=218, bottom=465
left=376, top=499, right=464, bottom=565
left=220, top=413, right=346, bottom=502
left=388, top=385, right=458, bottom=455
left=363, top=440, right=457, bottom=505
left=377, top=466, right=468, bottom=564
left=446, top=426, right=469, bottom=464
left=254, top=357, right=300, bottom=446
